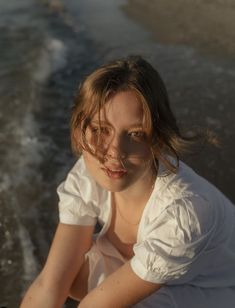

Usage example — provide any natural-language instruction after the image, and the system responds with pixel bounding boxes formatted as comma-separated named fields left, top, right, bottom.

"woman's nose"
left=105, top=134, right=125, bottom=159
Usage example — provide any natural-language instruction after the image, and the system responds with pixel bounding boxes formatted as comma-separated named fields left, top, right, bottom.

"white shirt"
left=57, top=156, right=235, bottom=287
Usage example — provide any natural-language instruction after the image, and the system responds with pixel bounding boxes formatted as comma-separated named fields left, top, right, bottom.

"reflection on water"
left=0, top=0, right=234, bottom=307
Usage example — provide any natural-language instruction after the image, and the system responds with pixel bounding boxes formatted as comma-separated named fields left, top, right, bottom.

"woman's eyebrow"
left=128, top=123, right=143, bottom=129
left=91, top=120, right=144, bottom=129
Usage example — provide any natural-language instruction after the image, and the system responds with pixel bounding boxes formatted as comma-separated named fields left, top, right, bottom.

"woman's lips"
left=101, top=167, right=127, bottom=179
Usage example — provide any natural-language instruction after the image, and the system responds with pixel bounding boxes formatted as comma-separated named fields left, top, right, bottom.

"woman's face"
left=82, top=90, right=154, bottom=193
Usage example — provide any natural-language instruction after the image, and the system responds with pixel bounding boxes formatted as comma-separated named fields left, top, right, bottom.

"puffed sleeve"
left=57, top=157, right=100, bottom=226
left=130, top=195, right=216, bottom=285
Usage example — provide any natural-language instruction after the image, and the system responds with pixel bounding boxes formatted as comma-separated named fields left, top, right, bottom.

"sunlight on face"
left=83, top=90, right=154, bottom=192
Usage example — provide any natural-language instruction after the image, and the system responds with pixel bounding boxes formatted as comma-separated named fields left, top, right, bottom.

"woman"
left=21, top=56, right=235, bottom=307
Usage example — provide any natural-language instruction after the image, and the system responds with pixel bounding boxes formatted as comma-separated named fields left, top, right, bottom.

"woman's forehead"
left=92, top=90, right=144, bottom=125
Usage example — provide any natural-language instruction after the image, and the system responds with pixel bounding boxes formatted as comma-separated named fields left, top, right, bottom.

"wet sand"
left=123, top=0, right=235, bottom=57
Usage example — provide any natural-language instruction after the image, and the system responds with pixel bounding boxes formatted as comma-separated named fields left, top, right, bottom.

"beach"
left=123, top=0, right=235, bottom=57
left=0, top=1, right=234, bottom=307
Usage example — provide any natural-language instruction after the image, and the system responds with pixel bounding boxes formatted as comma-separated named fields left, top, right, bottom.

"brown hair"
left=71, top=55, right=210, bottom=173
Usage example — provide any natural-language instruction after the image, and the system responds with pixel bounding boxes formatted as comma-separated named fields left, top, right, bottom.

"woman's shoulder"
left=155, top=159, right=232, bottom=205
left=145, top=160, right=234, bottom=238
left=58, top=156, right=95, bottom=200
left=58, top=155, right=109, bottom=208
left=57, top=156, right=110, bottom=226
left=144, top=162, right=218, bottom=234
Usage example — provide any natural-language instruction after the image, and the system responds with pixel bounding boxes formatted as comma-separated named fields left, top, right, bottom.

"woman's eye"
left=129, top=131, right=145, bottom=140
left=90, top=127, right=98, bottom=133
left=91, top=126, right=110, bottom=135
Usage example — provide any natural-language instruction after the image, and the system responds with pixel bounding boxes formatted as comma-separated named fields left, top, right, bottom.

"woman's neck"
left=114, top=171, right=156, bottom=210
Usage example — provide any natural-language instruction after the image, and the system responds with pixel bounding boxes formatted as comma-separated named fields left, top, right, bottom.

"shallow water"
left=0, top=0, right=234, bottom=307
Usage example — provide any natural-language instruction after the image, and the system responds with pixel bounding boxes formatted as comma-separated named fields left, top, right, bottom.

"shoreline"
left=122, top=0, right=235, bottom=57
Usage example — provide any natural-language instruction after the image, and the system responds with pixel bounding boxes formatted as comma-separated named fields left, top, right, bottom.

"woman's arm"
left=20, top=222, right=94, bottom=308
left=79, top=261, right=162, bottom=308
